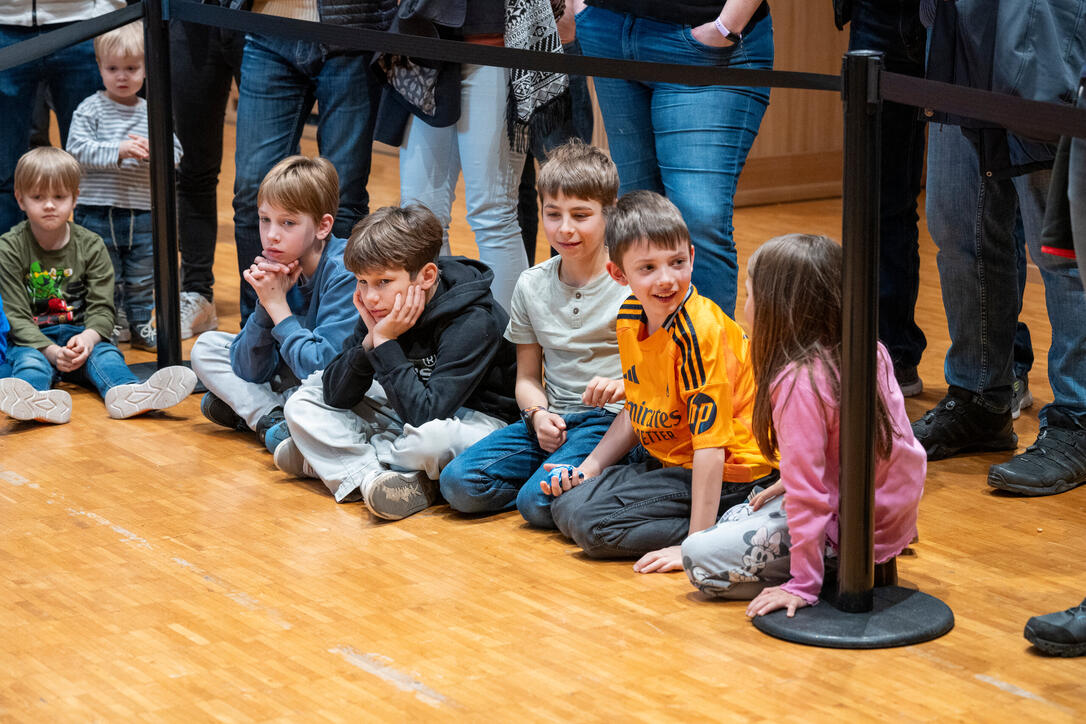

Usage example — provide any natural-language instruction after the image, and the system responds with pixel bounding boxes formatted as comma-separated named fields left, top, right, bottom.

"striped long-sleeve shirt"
left=66, top=91, right=182, bottom=210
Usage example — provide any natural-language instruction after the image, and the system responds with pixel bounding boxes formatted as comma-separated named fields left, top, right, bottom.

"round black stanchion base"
left=752, top=586, right=954, bottom=649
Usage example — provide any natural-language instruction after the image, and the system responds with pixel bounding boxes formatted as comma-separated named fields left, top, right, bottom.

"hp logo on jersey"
left=687, top=393, right=717, bottom=435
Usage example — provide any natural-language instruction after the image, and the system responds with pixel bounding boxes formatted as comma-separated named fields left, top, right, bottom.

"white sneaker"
left=0, top=377, right=72, bottom=424
left=273, top=437, right=318, bottom=479
left=179, top=291, right=219, bottom=340
left=104, top=366, right=197, bottom=419
left=364, top=470, right=436, bottom=521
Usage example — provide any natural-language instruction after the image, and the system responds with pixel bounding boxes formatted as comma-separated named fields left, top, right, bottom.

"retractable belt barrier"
left=0, top=4, right=143, bottom=72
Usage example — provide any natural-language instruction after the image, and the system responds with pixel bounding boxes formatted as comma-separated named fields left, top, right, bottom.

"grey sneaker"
left=113, top=307, right=131, bottom=344
left=179, top=291, right=219, bottom=340
left=130, top=321, right=157, bottom=352
left=273, top=437, right=318, bottom=479
left=0, top=377, right=72, bottom=424
left=364, top=470, right=437, bottom=520
left=1011, top=375, right=1033, bottom=420
left=104, top=366, right=196, bottom=419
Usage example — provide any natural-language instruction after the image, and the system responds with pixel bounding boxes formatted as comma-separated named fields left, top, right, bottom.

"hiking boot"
left=262, top=418, right=290, bottom=455
left=0, top=377, right=72, bottom=424
left=1011, top=375, right=1033, bottom=420
left=1024, top=599, right=1086, bottom=657
left=129, top=321, right=157, bottom=352
left=179, top=291, right=219, bottom=340
left=364, top=470, right=437, bottom=521
left=104, top=366, right=197, bottom=419
left=200, top=391, right=248, bottom=431
left=911, top=387, right=1017, bottom=461
left=273, top=437, right=318, bottom=479
left=894, top=364, right=923, bottom=398
left=987, top=421, right=1086, bottom=496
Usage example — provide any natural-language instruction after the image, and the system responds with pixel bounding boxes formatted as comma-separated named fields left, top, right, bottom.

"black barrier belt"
left=170, top=2, right=839, bottom=92
left=884, top=72, right=1086, bottom=141
left=0, top=4, right=144, bottom=73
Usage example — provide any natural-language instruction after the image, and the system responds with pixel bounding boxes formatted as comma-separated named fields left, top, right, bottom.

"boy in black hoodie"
left=275, top=204, right=519, bottom=519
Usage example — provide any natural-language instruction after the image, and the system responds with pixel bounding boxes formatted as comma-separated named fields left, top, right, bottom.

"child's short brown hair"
left=94, top=21, right=144, bottom=61
left=13, top=147, right=81, bottom=197
left=344, top=204, right=443, bottom=276
left=536, top=140, right=619, bottom=207
left=605, top=190, right=690, bottom=267
left=257, top=155, right=339, bottom=225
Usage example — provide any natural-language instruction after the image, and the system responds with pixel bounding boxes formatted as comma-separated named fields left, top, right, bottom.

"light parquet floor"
left=2, top=126, right=1084, bottom=722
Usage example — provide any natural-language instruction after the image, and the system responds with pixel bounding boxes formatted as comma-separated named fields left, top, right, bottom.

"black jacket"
left=322, top=257, right=519, bottom=426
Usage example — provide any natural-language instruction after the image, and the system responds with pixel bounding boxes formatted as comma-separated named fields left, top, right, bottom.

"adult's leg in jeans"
left=233, top=37, right=312, bottom=322
left=400, top=115, right=459, bottom=256
left=313, top=49, right=380, bottom=240
left=171, top=19, right=244, bottom=301
left=926, top=124, right=1018, bottom=408
left=457, top=63, right=527, bottom=312
left=576, top=8, right=664, bottom=197
left=439, top=421, right=548, bottom=514
left=0, top=27, right=41, bottom=231
left=1012, top=215, right=1034, bottom=380
left=850, top=0, right=927, bottom=369
left=1014, top=169, right=1086, bottom=426
left=42, top=35, right=101, bottom=147
left=1070, top=90, right=1086, bottom=283
left=190, top=331, right=285, bottom=428
left=643, top=17, right=772, bottom=316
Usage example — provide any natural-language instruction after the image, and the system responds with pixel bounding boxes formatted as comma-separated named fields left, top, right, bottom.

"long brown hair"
left=748, top=234, right=895, bottom=461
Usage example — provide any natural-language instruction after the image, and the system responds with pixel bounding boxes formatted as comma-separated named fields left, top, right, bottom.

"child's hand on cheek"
left=353, top=287, right=377, bottom=351
left=371, top=284, right=426, bottom=347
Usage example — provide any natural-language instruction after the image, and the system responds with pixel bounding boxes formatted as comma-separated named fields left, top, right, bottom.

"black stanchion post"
left=837, top=49, right=881, bottom=614
left=142, top=0, right=181, bottom=368
left=751, top=50, right=954, bottom=649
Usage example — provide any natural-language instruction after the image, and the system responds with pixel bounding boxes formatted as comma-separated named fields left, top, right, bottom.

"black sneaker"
left=1024, top=599, right=1086, bottom=657
left=254, top=406, right=285, bottom=449
left=894, top=364, right=923, bottom=397
left=911, top=387, right=1017, bottom=461
left=987, top=423, right=1086, bottom=496
left=200, top=391, right=248, bottom=431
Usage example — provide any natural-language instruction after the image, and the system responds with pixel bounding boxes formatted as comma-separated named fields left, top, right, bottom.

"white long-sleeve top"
left=0, top=1, right=125, bottom=26
left=66, top=91, right=183, bottom=210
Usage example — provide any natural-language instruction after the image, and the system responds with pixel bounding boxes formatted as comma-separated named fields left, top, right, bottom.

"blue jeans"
left=926, top=123, right=1086, bottom=425
left=849, top=1, right=927, bottom=369
left=576, top=6, right=773, bottom=317
left=1070, top=86, right=1086, bottom=283
left=439, top=408, right=618, bottom=529
left=232, top=35, right=381, bottom=321
left=0, top=23, right=103, bottom=232
left=5, top=325, right=137, bottom=395
left=74, top=205, right=155, bottom=328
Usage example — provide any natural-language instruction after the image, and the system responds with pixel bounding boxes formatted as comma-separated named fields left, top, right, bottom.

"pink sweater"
left=774, top=344, right=926, bottom=604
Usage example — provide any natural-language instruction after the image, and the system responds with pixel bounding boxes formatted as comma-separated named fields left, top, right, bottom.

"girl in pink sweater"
left=681, top=234, right=925, bottom=616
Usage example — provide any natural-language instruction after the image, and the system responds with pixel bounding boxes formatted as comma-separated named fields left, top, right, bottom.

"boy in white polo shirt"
left=439, top=141, right=632, bottom=528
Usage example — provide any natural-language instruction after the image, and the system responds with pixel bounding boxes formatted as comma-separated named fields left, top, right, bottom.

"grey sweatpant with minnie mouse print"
left=681, top=493, right=793, bottom=599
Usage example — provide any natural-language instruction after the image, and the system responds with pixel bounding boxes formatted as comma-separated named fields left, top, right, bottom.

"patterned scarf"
left=504, top=0, right=570, bottom=153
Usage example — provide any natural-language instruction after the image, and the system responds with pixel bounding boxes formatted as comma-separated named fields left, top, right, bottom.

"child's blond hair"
left=343, top=204, right=443, bottom=277
left=257, top=155, right=339, bottom=226
left=94, top=21, right=144, bottom=62
left=536, top=139, right=619, bottom=207
left=605, top=190, right=690, bottom=268
left=13, top=147, right=81, bottom=197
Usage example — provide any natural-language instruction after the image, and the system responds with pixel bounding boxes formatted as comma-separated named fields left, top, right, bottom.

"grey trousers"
left=284, top=372, right=507, bottom=503
left=191, top=330, right=289, bottom=429
left=681, top=494, right=792, bottom=599
left=550, top=459, right=759, bottom=559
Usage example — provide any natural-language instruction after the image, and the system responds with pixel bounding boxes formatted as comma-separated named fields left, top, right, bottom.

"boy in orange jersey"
left=547, top=191, right=776, bottom=574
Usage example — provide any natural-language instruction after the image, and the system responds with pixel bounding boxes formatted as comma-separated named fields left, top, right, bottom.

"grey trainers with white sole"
left=0, top=377, right=72, bottom=424
left=104, top=366, right=197, bottom=419
left=273, top=437, right=318, bottom=479
left=364, top=470, right=437, bottom=520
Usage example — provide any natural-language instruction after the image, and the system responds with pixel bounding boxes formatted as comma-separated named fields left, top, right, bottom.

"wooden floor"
left=3, top=126, right=1085, bottom=722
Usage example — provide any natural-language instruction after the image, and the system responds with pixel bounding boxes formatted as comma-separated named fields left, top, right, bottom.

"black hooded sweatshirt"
left=321, top=257, right=518, bottom=427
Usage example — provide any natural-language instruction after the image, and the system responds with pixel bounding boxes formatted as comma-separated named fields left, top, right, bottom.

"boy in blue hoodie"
left=190, top=155, right=356, bottom=450
left=274, top=204, right=519, bottom=520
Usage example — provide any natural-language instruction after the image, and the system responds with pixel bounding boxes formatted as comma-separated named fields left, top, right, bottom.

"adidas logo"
left=623, top=366, right=640, bottom=384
